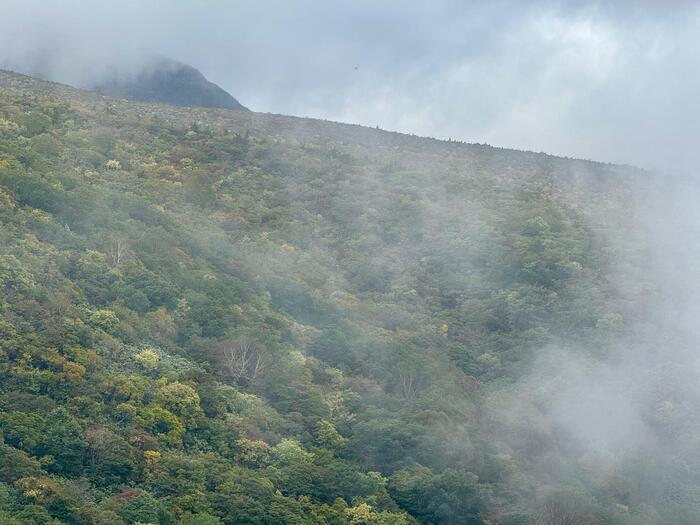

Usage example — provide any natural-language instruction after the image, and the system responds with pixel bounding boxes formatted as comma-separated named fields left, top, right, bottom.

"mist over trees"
left=0, top=69, right=697, bottom=524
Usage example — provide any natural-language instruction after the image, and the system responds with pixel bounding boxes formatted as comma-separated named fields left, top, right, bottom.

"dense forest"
left=0, top=70, right=695, bottom=524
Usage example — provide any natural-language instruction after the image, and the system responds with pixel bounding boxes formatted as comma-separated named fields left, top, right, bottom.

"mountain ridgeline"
left=0, top=70, right=692, bottom=524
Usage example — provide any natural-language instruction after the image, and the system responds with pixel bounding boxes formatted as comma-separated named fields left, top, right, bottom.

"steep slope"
left=0, top=70, right=686, bottom=525
left=92, top=59, right=248, bottom=111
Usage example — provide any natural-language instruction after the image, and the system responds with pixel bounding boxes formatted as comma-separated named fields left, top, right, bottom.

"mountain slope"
left=0, top=70, right=686, bottom=525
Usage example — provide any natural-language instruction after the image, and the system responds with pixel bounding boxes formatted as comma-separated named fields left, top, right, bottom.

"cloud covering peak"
left=1, top=0, right=699, bottom=172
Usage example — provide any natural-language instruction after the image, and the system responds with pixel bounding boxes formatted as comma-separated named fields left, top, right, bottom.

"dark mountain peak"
left=93, top=57, right=248, bottom=111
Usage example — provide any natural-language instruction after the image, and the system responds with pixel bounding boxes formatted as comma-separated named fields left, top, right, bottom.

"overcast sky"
left=1, top=1, right=698, bottom=172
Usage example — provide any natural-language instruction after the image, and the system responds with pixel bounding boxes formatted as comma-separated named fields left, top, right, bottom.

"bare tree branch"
left=109, top=238, right=132, bottom=267
left=220, top=337, right=270, bottom=383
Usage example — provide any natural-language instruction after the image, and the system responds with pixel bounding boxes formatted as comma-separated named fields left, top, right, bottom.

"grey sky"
left=1, top=1, right=698, bottom=172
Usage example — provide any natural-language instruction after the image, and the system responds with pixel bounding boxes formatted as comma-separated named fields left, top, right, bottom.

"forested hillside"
left=0, top=70, right=687, bottom=524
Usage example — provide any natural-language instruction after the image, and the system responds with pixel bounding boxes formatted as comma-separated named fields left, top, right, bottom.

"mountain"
left=92, top=58, right=248, bottom=111
left=0, top=69, right=693, bottom=525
